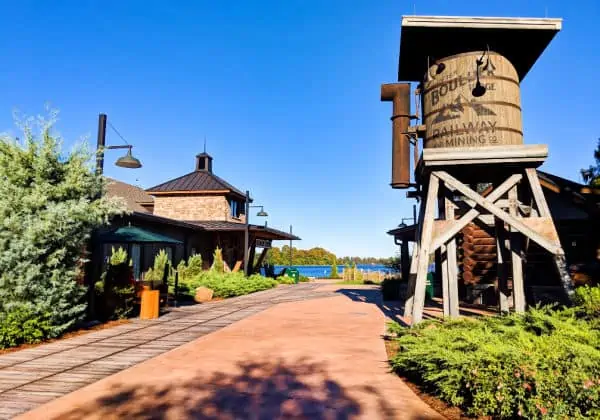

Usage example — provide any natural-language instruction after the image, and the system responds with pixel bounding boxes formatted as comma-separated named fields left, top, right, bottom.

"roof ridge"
left=145, top=170, right=203, bottom=192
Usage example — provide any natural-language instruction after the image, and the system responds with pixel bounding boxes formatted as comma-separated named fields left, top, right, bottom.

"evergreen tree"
left=0, top=111, right=123, bottom=338
left=330, top=258, right=339, bottom=279
left=211, top=247, right=225, bottom=272
left=581, top=138, right=600, bottom=186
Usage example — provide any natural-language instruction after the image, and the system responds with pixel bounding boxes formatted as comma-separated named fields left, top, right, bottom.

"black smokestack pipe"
left=381, top=83, right=411, bottom=189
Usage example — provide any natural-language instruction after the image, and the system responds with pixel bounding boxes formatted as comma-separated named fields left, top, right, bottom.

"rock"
left=194, top=286, right=214, bottom=303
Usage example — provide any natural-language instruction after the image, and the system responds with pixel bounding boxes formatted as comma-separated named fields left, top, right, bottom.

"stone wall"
left=152, top=194, right=246, bottom=223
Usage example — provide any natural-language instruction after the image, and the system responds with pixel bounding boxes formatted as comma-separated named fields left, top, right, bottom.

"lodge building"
left=90, top=151, right=298, bottom=282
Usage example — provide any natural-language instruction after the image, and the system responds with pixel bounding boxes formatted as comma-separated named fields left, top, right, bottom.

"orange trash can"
left=140, top=290, right=160, bottom=320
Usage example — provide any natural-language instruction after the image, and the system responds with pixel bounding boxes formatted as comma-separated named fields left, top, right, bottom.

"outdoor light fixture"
left=255, top=206, right=268, bottom=217
left=96, top=114, right=143, bottom=175
left=115, top=146, right=142, bottom=169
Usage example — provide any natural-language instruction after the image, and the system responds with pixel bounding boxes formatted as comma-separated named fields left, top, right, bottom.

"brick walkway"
left=0, top=283, right=332, bottom=419
left=15, top=283, right=443, bottom=420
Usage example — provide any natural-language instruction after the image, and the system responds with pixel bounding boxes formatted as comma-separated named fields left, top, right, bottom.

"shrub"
left=109, top=246, right=129, bottom=266
left=0, top=307, right=54, bottom=349
left=0, top=111, right=124, bottom=343
left=183, top=271, right=277, bottom=299
left=381, top=278, right=403, bottom=301
left=298, top=274, right=310, bottom=283
left=330, top=259, right=339, bottom=279
left=572, top=285, right=600, bottom=319
left=211, top=247, right=225, bottom=273
left=277, top=275, right=296, bottom=285
left=144, top=249, right=171, bottom=283
left=389, top=306, right=600, bottom=419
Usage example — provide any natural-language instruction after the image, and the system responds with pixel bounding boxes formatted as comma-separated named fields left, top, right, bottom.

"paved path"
left=4, top=283, right=444, bottom=419
left=0, top=284, right=332, bottom=419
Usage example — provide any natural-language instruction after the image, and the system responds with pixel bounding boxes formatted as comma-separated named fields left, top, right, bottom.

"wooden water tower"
left=381, top=16, right=573, bottom=323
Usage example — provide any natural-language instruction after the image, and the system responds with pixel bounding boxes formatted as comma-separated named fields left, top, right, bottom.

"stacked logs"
left=460, top=223, right=497, bottom=285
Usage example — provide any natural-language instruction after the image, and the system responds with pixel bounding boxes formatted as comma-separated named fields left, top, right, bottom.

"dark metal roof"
left=398, top=16, right=562, bottom=82
left=387, top=224, right=417, bottom=239
left=146, top=170, right=247, bottom=199
left=186, top=220, right=300, bottom=241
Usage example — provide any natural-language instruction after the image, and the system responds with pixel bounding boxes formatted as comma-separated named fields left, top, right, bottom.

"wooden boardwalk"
left=0, top=284, right=332, bottom=419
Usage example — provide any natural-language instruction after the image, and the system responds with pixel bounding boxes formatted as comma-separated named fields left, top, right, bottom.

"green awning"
left=98, top=226, right=182, bottom=244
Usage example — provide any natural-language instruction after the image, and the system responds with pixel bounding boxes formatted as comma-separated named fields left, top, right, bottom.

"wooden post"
left=495, top=219, right=510, bottom=313
left=438, top=184, right=450, bottom=317
left=404, top=201, right=425, bottom=317
left=508, top=185, right=525, bottom=312
left=445, top=195, right=459, bottom=317
left=412, top=174, right=440, bottom=324
left=525, top=168, right=574, bottom=300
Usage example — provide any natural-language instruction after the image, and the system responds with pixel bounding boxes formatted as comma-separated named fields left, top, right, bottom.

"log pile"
left=460, top=223, right=498, bottom=285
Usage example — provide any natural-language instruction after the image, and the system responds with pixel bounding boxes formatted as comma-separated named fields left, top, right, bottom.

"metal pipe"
left=381, top=83, right=411, bottom=189
left=96, top=114, right=107, bottom=175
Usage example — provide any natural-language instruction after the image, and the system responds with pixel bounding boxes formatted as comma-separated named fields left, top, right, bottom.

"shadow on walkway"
left=55, top=358, right=422, bottom=420
left=335, top=288, right=410, bottom=327
left=336, top=288, right=495, bottom=326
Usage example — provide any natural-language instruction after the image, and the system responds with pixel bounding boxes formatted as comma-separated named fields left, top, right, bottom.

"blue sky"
left=0, top=0, right=598, bottom=257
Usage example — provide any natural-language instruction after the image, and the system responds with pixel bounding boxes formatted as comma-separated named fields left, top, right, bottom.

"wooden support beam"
left=404, top=201, right=425, bottom=317
left=445, top=194, right=459, bottom=317
left=525, top=168, right=574, bottom=300
left=495, top=219, right=510, bottom=313
left=435, top=171, right=563, bottom=256
left=438, top=189, right=449, bottom=317
left=525, top=168, right=551, bottom=217
left=509, top=186, right=526, bottom=312
left=430, top=174, right=522, bottom=251
left=412, top=175, right=440, bottom=324
left=253, top=248, right=269, bottom=274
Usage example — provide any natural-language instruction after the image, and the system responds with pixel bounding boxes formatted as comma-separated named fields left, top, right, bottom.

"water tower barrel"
left=422, top=52, right=522, bottom=149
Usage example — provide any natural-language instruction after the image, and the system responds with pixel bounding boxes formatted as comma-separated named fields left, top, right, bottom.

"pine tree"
left=581, top=138, right=600, bottom=186
left=211, top=247, right=225, bottom=272
left=0, top=110, right=124, bottom=338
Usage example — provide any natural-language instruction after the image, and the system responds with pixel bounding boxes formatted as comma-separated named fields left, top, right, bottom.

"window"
left=230, top=199, right=239, bottom=218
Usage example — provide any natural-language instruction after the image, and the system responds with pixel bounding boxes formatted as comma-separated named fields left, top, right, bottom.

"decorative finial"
left=203, top=136, right=206, bottom=154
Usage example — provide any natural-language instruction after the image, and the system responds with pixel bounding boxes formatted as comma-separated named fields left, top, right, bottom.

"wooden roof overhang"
left=398, top=15, right=562, bottom=82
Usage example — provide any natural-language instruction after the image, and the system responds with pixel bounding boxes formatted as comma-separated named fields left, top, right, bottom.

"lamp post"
left=244, top=190, right=268, bottom=276
left=96, top=113, right=142, bottom=175
left=90, top=113, right=142, bottom=320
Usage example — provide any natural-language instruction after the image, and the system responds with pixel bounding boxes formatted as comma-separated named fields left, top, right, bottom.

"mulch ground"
left=0, top=318, right=130, bottom=355
left=384, top=337, right=490, bottom=420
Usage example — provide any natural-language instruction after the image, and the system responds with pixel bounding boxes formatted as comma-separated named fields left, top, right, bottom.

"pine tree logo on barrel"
left=432, top=94, right=497, bottom=124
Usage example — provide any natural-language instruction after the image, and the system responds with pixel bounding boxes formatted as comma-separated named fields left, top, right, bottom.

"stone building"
left=92, top=152, right=298, bottom=282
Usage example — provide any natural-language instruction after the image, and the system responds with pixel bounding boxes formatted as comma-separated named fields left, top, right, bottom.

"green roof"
left=98, top=226, right=182, bottom=244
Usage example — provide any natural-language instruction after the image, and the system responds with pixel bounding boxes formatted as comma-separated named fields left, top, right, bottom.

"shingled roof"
left=106, top=178, right=154, bottom=213
left=145, top=152, right=247, bottom=200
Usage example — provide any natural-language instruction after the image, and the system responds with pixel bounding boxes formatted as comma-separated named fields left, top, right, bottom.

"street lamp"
left=95, top=114, right=142, bottom=175
left=244, top=190, right=268, bottom=276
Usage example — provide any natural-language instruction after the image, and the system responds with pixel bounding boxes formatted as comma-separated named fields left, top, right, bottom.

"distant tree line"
left=264, top=246, right=393, bottom=266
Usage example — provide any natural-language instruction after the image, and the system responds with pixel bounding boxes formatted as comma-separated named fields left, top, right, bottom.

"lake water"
left=274, top=264, right=391, bottom=278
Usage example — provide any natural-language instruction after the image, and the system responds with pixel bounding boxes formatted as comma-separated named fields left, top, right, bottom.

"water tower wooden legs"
left=405, top=167, right=573, bottom=324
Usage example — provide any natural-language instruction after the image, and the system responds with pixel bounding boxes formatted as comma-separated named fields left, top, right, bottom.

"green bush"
left=389, top=306, right=600, bottom=419
left=109, top=246, right=129, bottom=266
left=0, top=307, right=54, bottom=349
left=0, top=112, right=124, bottom=343
left=179, top=271, right=277, bottom=299
left=277, top=275, right=296, bottom=285
left=144, top=249, right=170, bottom=283
left=298, top=274, right=310, bottom=283
left=573, top=285, right=600, bottom=319
left=330, top=259, right=339, bottom=279
left=211, top=247, right=225, bottom=272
